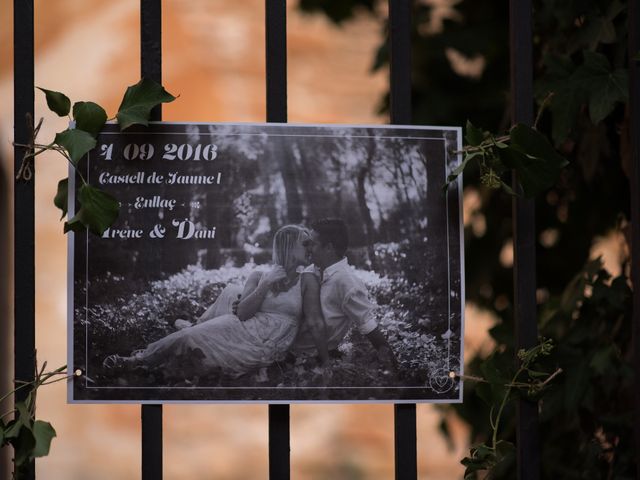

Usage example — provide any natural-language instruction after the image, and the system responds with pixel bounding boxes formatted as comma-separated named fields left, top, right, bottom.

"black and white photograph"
left=69, top=122, right=464, bottom=402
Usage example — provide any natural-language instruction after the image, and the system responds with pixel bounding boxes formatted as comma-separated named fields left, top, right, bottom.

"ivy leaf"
left=447, top=151, right=482, bottom=184
left=499, top=147, right=548, bottom=197
left=37, top=87, right=71, bottom=117
left=371, top=41, right=389, bottom=73
left=499, top=179, right=517, bottom=196
left=32, top=421, right=56, bottom=458
left=510, top=124, right=568, bottom=168
left=12, top=426, right=36, bottom=468
left=500, top=125, right=568, bottom=197
left=465, top=120, right=485, bottom=146
left=535, top=54, right=582, bottom=143
left=73, top=101, right=107, bottom=137
left=462, top=442, right=495, bottom=478
left=64, top=184, right=119, bottom=235
left=15, top=402, right=33, bottom=431
left=116, top=78, right=176, bottom=130
left=54, top=129, right=97, bottom=165
left=572, top=51, right=629, bottom=124
left=54, top=178, right=68, bottom=219
left=492, top=440, right=516, bottom=476
left=3, top=419, right=20, bottom=441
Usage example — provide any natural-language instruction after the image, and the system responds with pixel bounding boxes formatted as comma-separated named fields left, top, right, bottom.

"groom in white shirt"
left=293, top=218, right=397, bottom=369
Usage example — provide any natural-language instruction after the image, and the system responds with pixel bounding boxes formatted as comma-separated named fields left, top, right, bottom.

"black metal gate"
left=12, top=0, right=640, bottom=479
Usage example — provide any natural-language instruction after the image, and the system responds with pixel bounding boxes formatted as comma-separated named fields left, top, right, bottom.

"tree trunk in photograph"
left=271, top=136, right=302, bottom=224
left=259, top=161, right=280, bottom=234
left=292, top=143, right=318, bottom=222
left=356, top=165, right=378, bottom=270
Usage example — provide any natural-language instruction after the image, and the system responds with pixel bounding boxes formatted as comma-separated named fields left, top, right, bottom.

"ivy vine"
left=448, top=95, right=568, bottom=197
left=14, top=78, right=176, bottom=235
left=0, top=359, right=72, bottom=480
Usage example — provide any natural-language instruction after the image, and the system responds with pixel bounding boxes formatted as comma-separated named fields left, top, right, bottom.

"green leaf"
left=54, top=129, right=97, bottom=165
left=37, top=87, right=71, bottom=117
left=508, top=123, right=568, bottom=195
left=499, top=179, right=517, bottom=196
left=12, top=426, right=36, bottom=468
left=448, top=151, right=482, bottom=183
left=15, top=402, right=33, bottom=431
left=65, top=184, right=119, bottom=235
left=510, top=124, right=568, bottom=169
left=535, top=54, right=583, bottom=143
left=32, top=421, right=56, bottom=458
left=4, top=419, right=22, bottom=440
left=471, top=443, right=494, bottom=461
left=116, top=78, right=176, bottom=130
left=54, top=178, right=68, bottom=219
left=73, top=101, right=107, bottom=137
left=492, top=440, right=516, bottom=476
left=572, top=51, right=629, bottom=124
left=588, top=68, right=628, bottom=123
left=465, top=120, right=485, bottom=146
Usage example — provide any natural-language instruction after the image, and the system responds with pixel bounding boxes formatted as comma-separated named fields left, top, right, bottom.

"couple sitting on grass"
left=103, top=218, right=397, bottom=380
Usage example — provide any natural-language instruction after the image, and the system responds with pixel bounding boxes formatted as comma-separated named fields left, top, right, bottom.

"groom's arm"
left=365, top=328, right=398, bottom=371
left=342, top=286, right=398, bottom=372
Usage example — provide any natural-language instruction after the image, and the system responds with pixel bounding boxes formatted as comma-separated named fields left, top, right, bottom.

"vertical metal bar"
left=628, top=2, right=640, bottom=480
left=509, top=1, right=540, bottom=479
left=266, top=0, right=287, bottom=123
left=389, top=0, right=412, bottom=125
left=141, top=0, right=162, bottom=120
left=388, top=2, right=417, bottom=480
left=140, top=1, right=163, bottom=479
left=268, top=403, right=290, bottom=480
left=265, top=1, right=290, bottom=479
left=13, top=0, right=36, bottom=478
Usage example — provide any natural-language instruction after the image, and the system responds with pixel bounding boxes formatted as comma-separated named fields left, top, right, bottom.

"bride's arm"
left=301, top=272, right=329, bottom=365
left=236, top=266, right=286, bottom=321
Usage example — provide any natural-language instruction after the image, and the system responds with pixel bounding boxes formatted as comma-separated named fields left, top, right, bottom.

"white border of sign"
left=67, top=121, right=465, bottom=404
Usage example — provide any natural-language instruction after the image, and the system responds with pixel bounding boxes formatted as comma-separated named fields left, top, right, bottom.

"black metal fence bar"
left=508, top=2, right=540, bottom=479
left=13, top=0, right=36, bottom=479
left=265, top=1, right=290, bottom=479
left=388, top=1, right=417, bottom=480
left=628, top=2, right=640, bottom=480
left=140, top=1, right=163, bottom=479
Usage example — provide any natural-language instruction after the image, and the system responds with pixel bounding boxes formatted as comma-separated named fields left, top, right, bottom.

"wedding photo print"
left=69, top=123, right=464, bottom=403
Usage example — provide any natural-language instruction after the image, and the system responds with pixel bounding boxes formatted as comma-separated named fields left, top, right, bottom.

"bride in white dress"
left=103, top=225, right=329, bottom=377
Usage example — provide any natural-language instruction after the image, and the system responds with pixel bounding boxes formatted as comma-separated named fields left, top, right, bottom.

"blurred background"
left=1, top=0, right=480, bottom=478
left=3, top=0, right=633, bottom=478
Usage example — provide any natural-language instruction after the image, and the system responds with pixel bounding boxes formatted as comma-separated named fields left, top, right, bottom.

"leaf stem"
left=491, top=366, right=525, bottom=451
left=453, top=135, right=511, bottom=155
left=533, top=92, right=555, bottom=130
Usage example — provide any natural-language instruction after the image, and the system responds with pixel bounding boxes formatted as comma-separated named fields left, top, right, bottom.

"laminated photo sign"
left=68, top=122, right=464, bottom=403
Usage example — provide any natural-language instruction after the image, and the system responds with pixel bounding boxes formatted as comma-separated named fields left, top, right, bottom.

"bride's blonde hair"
left=272, top=225, right=309, bottom=272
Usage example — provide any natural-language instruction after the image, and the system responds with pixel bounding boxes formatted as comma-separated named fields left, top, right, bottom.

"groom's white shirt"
left=295, top=257, right=377, bottom=351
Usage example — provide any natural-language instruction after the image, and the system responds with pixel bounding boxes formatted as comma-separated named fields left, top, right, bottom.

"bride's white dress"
left=139, top=278, right=302, bottom=376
